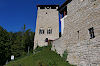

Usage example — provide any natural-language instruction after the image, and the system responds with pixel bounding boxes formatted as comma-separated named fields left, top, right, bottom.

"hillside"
left=6, top=46, right=75, bottom=66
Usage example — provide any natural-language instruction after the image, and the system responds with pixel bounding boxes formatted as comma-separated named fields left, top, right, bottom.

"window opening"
left=51, top=6, right=56, bottom=9
left=39, top=28, right=44, bottom=34
left=77, top=31, right=79, bottom=39
left=40, top=6, right=45, bottom=9
left=88, top=27, right=95, bottom=39
left=47, top=28, right=52, bottom=34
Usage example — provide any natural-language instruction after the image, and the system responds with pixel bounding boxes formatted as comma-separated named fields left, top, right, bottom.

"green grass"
left=6, top=46, right=75, bottom=66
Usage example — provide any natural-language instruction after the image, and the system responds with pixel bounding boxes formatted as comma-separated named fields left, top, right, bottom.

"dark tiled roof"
left=58, top=0, right=72, bottom=11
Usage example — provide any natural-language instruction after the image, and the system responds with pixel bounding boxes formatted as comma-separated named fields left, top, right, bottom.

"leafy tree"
left=10, top=32, right=25, bottom=57
left=0, top=25, right=35, bottom=65
left=24, top=29, right=34, bottom=53
left=0, top=26, right=11, bottom=65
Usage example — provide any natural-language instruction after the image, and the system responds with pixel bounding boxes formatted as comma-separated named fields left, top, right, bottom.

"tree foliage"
left=0, top=25, right=35, bottom=66
left=0, top=26, right=11, bottom=65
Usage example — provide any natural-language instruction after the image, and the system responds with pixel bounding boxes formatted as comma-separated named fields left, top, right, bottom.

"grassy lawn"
left=6, top=46, right=75, bottom=66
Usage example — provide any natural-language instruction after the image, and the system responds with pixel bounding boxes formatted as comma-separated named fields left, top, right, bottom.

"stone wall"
left=34, top=6, right=59, bottom=49
left=52, top=0, right=100, bottom=66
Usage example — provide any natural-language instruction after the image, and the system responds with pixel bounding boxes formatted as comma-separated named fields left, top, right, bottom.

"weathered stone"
left=34, top=6, right=59, bottom=49
left=52, top=0, right=100, bottom=66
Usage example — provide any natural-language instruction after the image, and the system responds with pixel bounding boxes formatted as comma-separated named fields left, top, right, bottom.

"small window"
left=51, top=6, right=56, bottom=9
left=47, top=28, right=52, bottom=34
left=77, top=31, right=79, bottom=39
left=88, top=27, right=95, bottom=39
left=40, top=6, right=45, bottom=9
left=39, top=28, right=44, bottom=34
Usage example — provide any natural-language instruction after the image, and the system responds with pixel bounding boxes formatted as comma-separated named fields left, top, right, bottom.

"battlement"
left=37, top=5, right=59, bottom=9
left=34, top=4, right=59, bottom=49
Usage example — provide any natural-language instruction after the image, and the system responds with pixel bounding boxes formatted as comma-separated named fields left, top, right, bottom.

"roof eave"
left=58, top=0, right=72, bottom=11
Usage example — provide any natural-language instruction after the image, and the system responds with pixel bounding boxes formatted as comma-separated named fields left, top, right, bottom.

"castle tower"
left=34, top=5, right=59, bottom=49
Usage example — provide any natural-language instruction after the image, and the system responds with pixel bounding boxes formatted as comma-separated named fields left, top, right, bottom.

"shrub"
left=62, top=50, right=68, bottom=61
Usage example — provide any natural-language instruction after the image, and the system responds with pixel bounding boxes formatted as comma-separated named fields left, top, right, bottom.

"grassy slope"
left=6, top=46, right=74, bottom=66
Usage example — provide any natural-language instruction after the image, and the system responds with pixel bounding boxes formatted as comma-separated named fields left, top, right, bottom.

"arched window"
left=47, top=28, right=52, bottom=34
left=39, top=28, right=44, bottom=34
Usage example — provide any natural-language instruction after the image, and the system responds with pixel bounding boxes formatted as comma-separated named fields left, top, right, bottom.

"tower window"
left=39, top=28, right=44, bottom=34
left=40, top=6, right=45, bottom=9
left=47, top=28, right=52, bottom=34
left=51, top=6, right=56, bottom=9
left=88, top=27, right=95, bottom=39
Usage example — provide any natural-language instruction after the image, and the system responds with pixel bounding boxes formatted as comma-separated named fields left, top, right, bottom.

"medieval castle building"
left=52, top=0, right=100, bottom=66
left=34, top=0, right=100, bottom=66
left=34, top=5, right=59, bottom=49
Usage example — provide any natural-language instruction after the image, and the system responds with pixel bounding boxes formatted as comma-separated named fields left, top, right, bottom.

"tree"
left=10, top=32, right=25, bottom=57
left=24, top=29, right=34, bottom=53
left=0, top=25, right=35, bottom=65
left=0, top=26, right=11, bottom=65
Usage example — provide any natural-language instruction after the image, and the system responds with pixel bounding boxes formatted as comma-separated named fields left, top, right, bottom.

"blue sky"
left=0, top=0, right=66, bottom=32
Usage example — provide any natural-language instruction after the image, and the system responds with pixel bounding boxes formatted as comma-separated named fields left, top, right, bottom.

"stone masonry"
left=34, top=5, right=59, bottom=49
left=51, top=0, right=100, bottom=66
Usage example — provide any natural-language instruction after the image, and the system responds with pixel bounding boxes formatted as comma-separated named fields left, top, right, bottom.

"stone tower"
left=34, top=5, right=59, bottom=49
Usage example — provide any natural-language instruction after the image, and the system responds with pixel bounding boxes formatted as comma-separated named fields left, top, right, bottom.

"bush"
left=62, top=50, right=68, bottom=61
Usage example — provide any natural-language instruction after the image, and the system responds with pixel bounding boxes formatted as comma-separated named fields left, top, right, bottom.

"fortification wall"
left=52, top=0, right=100, bottom=66
left=34, top=7, right=59, bottom=49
